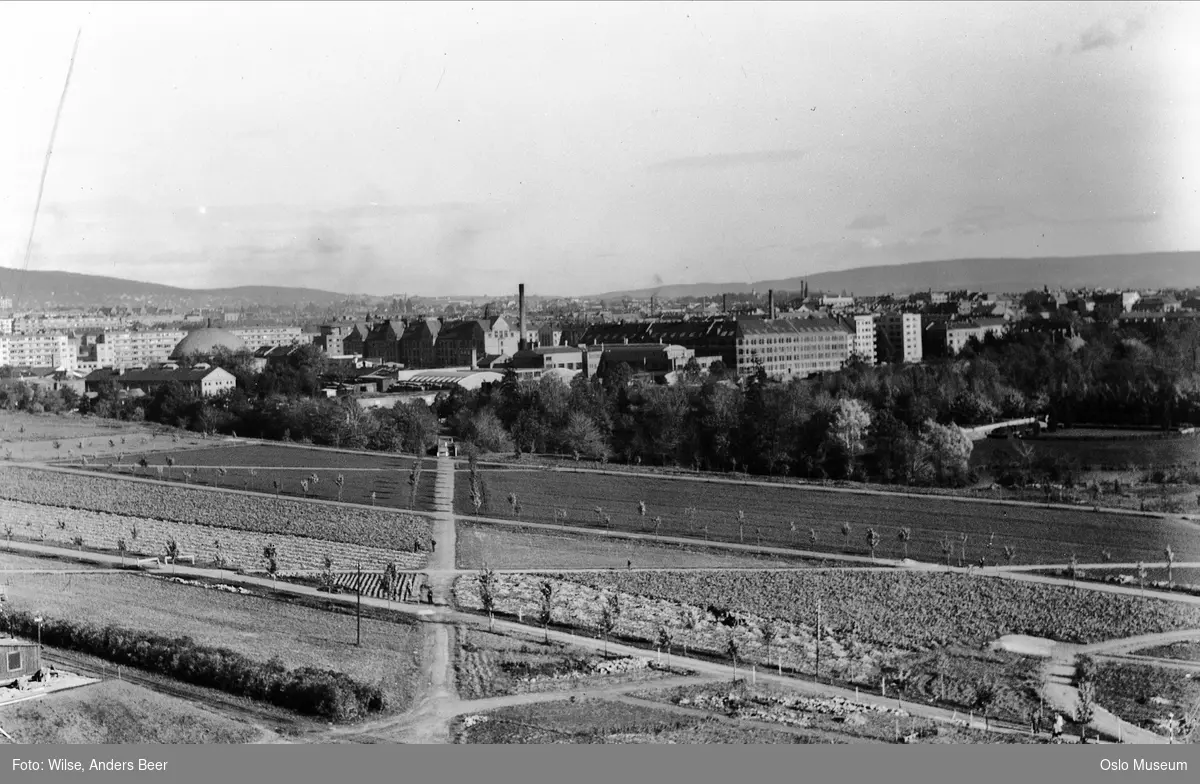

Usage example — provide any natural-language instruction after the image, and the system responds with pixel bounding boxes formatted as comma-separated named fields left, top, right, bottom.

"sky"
left=0, top=1, right=1197, bottom=298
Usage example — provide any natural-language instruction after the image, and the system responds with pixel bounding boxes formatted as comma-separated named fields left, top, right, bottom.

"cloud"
left=946, top=205, right=1019, bottom=236
left=647, top=149, right=808, bottom=172
left=846, top=213, right=889, bottom=231
left=1074, top=15, right=1146, bottom=53
left=920, top=227, right=943, bottom=238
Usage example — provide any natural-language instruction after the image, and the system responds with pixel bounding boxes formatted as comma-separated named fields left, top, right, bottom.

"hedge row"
left=1, top=609, right=385, bottom=722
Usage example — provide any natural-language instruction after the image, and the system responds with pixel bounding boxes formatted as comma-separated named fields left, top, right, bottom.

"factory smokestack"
left=722, top=293, right=728, bottom=313
left=518, top=283, right=527, bottom=352
left=768, top=290, right=775, bottom=320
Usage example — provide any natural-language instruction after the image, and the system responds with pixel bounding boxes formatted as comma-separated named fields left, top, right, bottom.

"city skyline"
left=1, top=1, right=1197, bottom=297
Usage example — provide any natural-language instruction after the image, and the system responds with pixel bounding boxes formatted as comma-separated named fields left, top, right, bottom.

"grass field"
left=454, top=627, right=684, bottom=701
left=971, top=432, right=1200, bottom=471
left=1092, top=661, right=1200, bottom=738
left=0, top=680, right=263, bottom=744
left=455, top=468, right=1200, bottom=565
left=1, top=572, right=425, bottom=715
left=0, top=411, right=156, bottom=443
left=1134, top=639, right=1200, bottom=663
left=452, top=696, right=826, bottom=744
left=455, top=522, right=835, bottom=570
left=87, top=443, right=437, bottom=512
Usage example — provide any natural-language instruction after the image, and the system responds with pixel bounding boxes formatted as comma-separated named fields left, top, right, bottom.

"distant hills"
left=0, top=266, right=350, bottom=310
left=591, top=252, right=1200, bottom=300
left=3, top=250, right=1198, bottom=311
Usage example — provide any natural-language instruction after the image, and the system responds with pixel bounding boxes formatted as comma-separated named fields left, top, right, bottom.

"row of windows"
left=740, top=335, right=843, bottom=346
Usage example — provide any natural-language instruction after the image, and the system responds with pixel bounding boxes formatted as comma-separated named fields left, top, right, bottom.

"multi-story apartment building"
left=399, top=318, right=441, bottom=368
left=362, top=320, right=404, bottom=364
left=876, top=312, right=923, bottom=364
left=229, top=326, right=306, bottom=350
left=93, top=330, right=188, bottom=369
left=847, top=314, right=878, bottom=365
left=923, top=318, right=1010, bottom=357
left=0, top=333, right=75, bottom=370
left=434, top=320, right=488, bottom=367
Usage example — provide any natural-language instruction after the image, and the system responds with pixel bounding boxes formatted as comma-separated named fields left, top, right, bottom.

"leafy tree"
left=165, top=538, right=179, bottom=574
left=599, top=591, right=621, bottom=657
left=657, top=624, right=675, bottom=670
left=562, top=411, right=607, bottom=461
left=760, top=617, right=780, bottom=672
left=866, top=527, right=881, bottom=560
left=726, top=631, right=741, bottom=681
left=478, top=566, right=497, bottom=631
left=263, top=544, right=279, bottom=593
left=898, top=527, right=911, bottom=560
left=974, top=680, right=998, bottom=731
left=826, top=398, right=872, bottom=478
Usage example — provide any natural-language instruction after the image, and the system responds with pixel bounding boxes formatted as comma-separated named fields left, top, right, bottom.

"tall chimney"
left=722, top=294, right=728, bottom=313
left=518, top=283, right=527, bottom=352
left=768, top=290, right=775, bottom=320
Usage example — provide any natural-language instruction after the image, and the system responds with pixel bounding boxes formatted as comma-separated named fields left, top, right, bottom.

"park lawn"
left=1, top=572, right=426, bottom=714
left=1092, top=661, right=1200, bottom=738
left=455, top=521, right=834, bottom=570
left=453, top=467, right=1200, bottom=566
left=0, top=680, right=262, bottom=744
left=452, top=696, right=827, bottom=744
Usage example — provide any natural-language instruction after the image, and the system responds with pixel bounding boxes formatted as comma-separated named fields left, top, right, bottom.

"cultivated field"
left=1, top=572, right=426, bottom=714
left=455, top=468, right=1200, bottom=565
left=0, top=680, right=263, bottom=744
left=0, top=499, right=427, bottom=574
left=454, top=570, right=1200, bottom=686
left=455, top=627, right=685, bottom=700
left=0, top=411, right=157, bottom=444
left=85, top=443, right=438, bottom=512
left=0, top=466, right=432, bottom=555
left=456, top=521, right=830, bottom=570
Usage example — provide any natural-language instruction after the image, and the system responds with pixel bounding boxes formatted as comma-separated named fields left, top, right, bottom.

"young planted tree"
left=1076, top=680, right=1096, bottom=740
left=898, top=527, right=911, bottom=560
left=638, top=500, right=647, bottom=528
left=959, top=533, right=969, bottom=568
left=760, top=616, right=780, bottom=674
left=941, top=536, right=953, bottom=568
left=1165, top=545, right=1176, bottom=588
left=272, top=479, right=281, bottom=498
left=726, top=631, right=741, bottom=682
left=1003, top=544, right=1016, bottom=566
left=788, top=521, right=797, bottom=543
left=653, top=516, right=663, bottom=537
left=684, top=506, right=697, bottom=534
left=166, top=456, right=175, bottom=479
left=72, top=535, right=85, bottom=557
left=1067, top=552, right=1079, bottom=584
left=300, top=479, right=310, bottom=498
left=116, top=537, right=127, bottom=566
left=809, top=528, right=818, bottom=549
left=657, top=624, right=675, bottom=670
left=320, top=555, right=337, bottom=593
left=841, top=521, right=852, bottom=551
left=478, top=566, right=497, bottom=631
left=182, top=470, right=193, bottom=485
left=382, top=562, right=399, bottom=609
left=213, top=538, right=225, bottom=569
left=128, top=523, right=139, bottom=555
left=866, top=527, right=881, bottom=560
left=985, top=532, right=996, bottom=566
left=3, top=525, right=11, bottom=551
left=599, top=591, right=621, bottom=658
left=370, top=490, right=377, bottom=507
left=538, top=579, right=554, bottom=644
left=165, top=538, right=179, bottom=574
left=263, top=544, right=279, bottom=593
left=335, top=474, right=346, bottom=502
left=974, top=681, right=997, bottom=732
left=737, top=510, right=746, bottom=543
left=508, top=492, right=520, bottom=517
left=1137, top=561, right=1148, bottom=595
left=137, top=457, right=149, bottom=476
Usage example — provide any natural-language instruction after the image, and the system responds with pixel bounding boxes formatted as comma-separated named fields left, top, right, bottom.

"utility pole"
left=356, top=562, right=362, bottom=647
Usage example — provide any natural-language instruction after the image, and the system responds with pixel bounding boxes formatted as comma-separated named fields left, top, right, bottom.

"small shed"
left=1, top=638, right=41, bottom=680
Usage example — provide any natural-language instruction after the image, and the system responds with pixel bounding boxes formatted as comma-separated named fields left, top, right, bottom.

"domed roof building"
left=170, top=322, right=246, bottom=360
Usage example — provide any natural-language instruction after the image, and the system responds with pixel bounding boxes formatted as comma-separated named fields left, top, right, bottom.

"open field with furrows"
left=1092, top=661, right=1200, bottom=739
left=455, top=468, right=1200, bottom=566
left=972, top=432, right=1200, bottom=472
left=632, top=682, right=1046, bottom=744
left=1, top=572, right=425, bottom=715
left=455, top=521, right=834, bottom=570
left=452, top=697, right=830, bottom=744
left=0, top=500, right=427, bottom=573
left=454, top=626, right=686, bottom=701
left=0, top=466, right=432, bottom=553
left=0, top=680, right=263, bottom=744
left=455, top=571, right=1200, bottom=685
left=76, top=443, right=439, bottom=512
